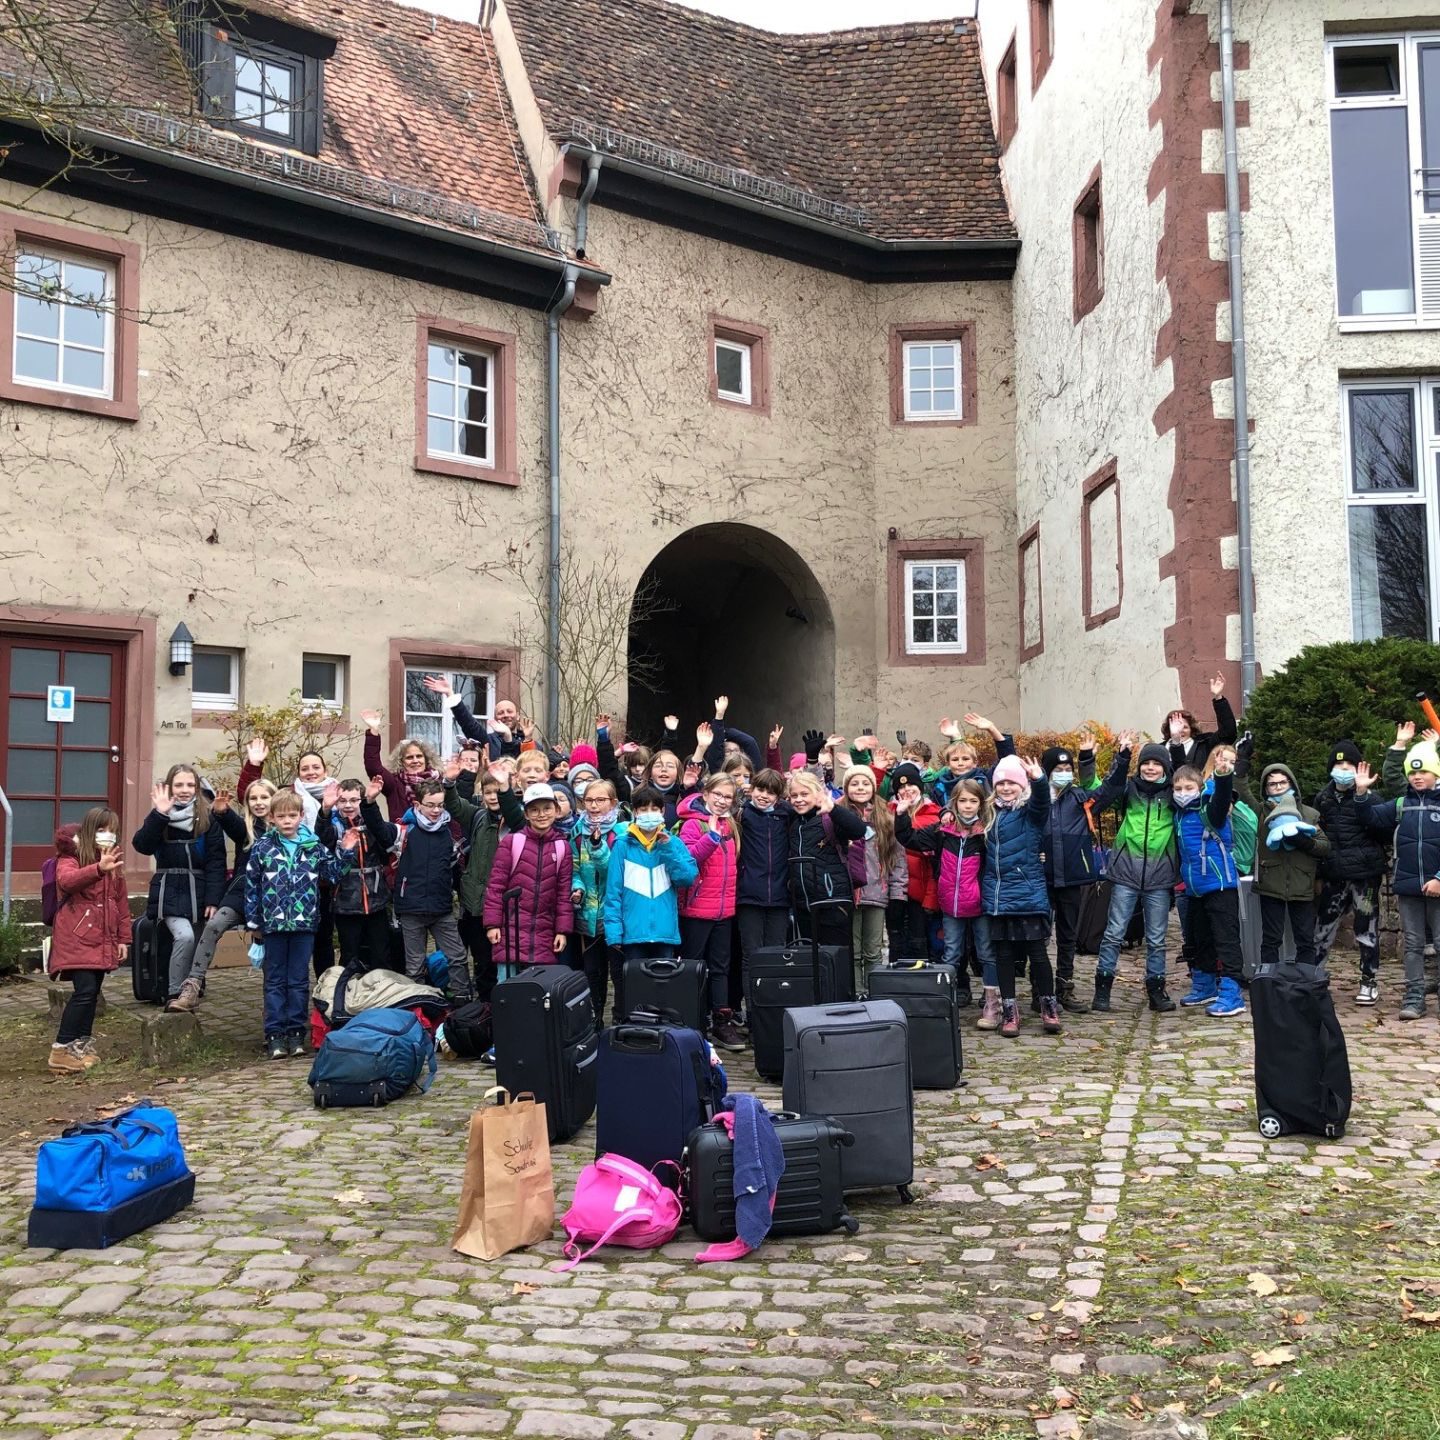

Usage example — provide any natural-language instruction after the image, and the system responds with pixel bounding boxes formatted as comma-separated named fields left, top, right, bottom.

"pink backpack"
left=552, top=1154, right=682, bottom=1272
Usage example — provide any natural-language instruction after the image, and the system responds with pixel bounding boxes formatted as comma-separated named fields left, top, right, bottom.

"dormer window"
left=233, top=47, right=302, bottom=140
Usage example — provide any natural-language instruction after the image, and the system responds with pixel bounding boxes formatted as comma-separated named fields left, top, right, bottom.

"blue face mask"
left=1331, top=769, right=1356, bottom=788
left=1050, top=770, right=1074, bottom=789
left=635, top=812, right=664, bottom=832
left=1270, top=788, right=1294, bottom=802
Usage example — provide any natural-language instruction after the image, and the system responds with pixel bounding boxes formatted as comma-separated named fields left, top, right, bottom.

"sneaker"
left=1356, top=980, right=1380, bottom=1007
left=710, top=1010, right=746, bottom=1053
left=1399, top=990, right=1427, bottom=1021
left=72, top=1037, right=101, bottom=1069
left=1180, top=972, right=1220, bottom=1007
left=266, top=1035, right=287, bottom=1060
left=480, top=1046, right=497, bottom=1066
left=287, top=1031, right=306, bottom=1057
left=48, top=1042, right=86, bottom=1074
left=1000, top=999, right=1021, bottom=1039
left=1040, top=996, right=1063, bottom=1034
left=976, top=988, right=1003, bottom=1030
left=1207, top=977, right=1246, bottom=1018
left=166, top=978, right=202, bottom=1014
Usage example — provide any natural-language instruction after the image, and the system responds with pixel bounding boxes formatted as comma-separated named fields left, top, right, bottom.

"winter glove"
left=1235, top=730, right=1255, bottom=777
left=802, top=729, right=825, bottom=763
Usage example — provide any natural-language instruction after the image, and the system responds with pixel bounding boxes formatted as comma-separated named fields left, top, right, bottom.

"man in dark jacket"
left=1312, top=739, right=1394, bottom=1006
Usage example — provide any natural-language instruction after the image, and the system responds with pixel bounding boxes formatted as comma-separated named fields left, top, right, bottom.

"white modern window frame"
left=901, top=339, right=963, bottom=421
left=301, top=653, right=346, bottom=712
left=1328, top=33, right=1440, bottom=330
left=426, top=339, right=494, bottom=467
left=1341, top=378, right=1440, bottom=641
left=11, top=247, right=116, bottom=398
left=903, top=558, right=967, bottom=654
left=402, top=666, right=497, bottom=760
left=714, top=338, right=752, bottom=403
left=190, top=647, right=242, bottom=711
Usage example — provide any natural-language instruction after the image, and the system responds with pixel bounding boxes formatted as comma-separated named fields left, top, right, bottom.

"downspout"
left=1220, top=0, right=1258, bottom=704
left=545, top=264, right=578, bottom=743
left=574, top=149, right=602, bottom=259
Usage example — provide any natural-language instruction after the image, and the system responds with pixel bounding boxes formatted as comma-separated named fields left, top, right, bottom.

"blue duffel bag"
left=308, top=1008, right=438, bottom=1108
left=34, top=1104, right=190, bottom=1212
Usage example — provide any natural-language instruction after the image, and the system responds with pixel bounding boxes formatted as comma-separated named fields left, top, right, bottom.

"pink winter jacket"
left=677, top=797, right=738, bottom=921
left=483, top=827, right=574, bottom=969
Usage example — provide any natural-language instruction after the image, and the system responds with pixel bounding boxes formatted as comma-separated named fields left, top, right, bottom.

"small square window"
left=191, top=647, right=241, bottom=711
left=715, top=339, right=751, bottom=403
left=904, top=559, right=967, bottom=655
left=302, top=653, right=345, bottom=711
left=1073, top=169, right=1104, bottom=322
left=903, top=340, right=962, bottom=421
left=234, top=50, right=300, bottom=140
left=1333, top=42, right=1402, bottom=100
left=708, top=317, right=770, bottom=414
left=198, top=28, right=325, bottom=155
left=415, top=319, right=518, bottom=483
left=996, top=37, right=1018, bottom=149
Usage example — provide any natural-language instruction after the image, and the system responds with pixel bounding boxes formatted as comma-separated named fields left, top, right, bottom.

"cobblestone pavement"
left=0, top=952, right=1437, bottom=1440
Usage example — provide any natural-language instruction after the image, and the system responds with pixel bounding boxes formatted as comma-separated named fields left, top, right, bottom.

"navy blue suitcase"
left=595, top=1021, right=723, bottom=1171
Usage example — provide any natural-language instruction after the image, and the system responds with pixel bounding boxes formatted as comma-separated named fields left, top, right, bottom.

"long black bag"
left=492, top=888, right=598, bottom=1143
left=130, top=915, right=169, bottom=1005
left=685, top=1112, right=859, bottom=1240
left=443, top=1000, right=494, bottom=1060
left=621, top=954, right=706, bottom=1029
left=782, top=999, right=914, bottom=1201
left=1250, top=960, right=1352, bottom=1140
left=1074, top=879, right=1145, bottom=956
left=866, top=961, right=963, bottom=1089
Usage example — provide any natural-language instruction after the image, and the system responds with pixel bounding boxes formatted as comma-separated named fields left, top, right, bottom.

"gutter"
left=575, top=150, right=602, bottom=259
left=544, top=264, right=579, bottom=743
left=1219, top=0, right=1257, bottom=704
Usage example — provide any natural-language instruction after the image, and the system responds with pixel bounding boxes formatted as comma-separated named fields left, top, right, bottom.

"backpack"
left=307, top=1009, right=437, bottom=1108
left=1228, top=800, right=1258, bottom=876
left=40, top=857, right=63, bottom=926
left=440, top=999, right=494, bottom=1060
left=503, top=829, right=569, bottom=876
left=552, top=1153, right=683, bottom=1272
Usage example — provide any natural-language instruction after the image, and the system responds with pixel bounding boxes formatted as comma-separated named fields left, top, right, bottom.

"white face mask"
left=95, top=831, right=117, bottom=849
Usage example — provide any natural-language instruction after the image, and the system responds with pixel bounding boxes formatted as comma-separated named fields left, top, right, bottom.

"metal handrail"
left=0, top=784, right=11, bottom=923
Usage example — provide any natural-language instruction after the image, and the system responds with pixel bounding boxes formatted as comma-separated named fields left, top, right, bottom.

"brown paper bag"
left=451, top=1087, right=555, bottom=1261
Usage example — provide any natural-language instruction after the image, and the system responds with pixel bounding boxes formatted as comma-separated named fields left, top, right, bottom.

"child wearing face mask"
left=1311, top=739, right=1391, bottom=1007
left=570, top=778, right=623, bottom=1025
left=736, top=769, right=792, bottom=996
left=1381, top=728, right=1439, bottom=1020
left=1171, top=761, right=1246, bottom=1017
left=678, top=774, right=744, bottom=1050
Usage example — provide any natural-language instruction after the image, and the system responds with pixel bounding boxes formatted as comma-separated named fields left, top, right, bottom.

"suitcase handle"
left=639, top=957, right=684, bottom=978
left=612, top=1025, right=666, bottom=1052
left=820, top=1006, right=868, bottom=1017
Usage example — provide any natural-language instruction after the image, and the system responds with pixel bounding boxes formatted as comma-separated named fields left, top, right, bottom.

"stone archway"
left=626, top=523, right=836, bottom=752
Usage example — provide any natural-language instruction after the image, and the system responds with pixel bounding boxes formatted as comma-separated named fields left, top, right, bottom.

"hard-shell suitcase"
left=130, top=915, right=169, bottom=1005
left=596, top=1021, right=722, bottom=1170
left=493, top=884, right=598, bottom=1143
left=782, top=999, right=914, bottom=1200
left=748, top=895, right=851, bottom=1081
left=866, top=961, right=963, bottom=1089
left=621, top=954, right=706, bottom=1030
left=685, top=1111, right=859, bottom=1240
left=1250, top=960, right=1352, bottom=1139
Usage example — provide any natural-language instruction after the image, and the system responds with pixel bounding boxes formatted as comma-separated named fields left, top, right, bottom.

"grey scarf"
left=167, top=799, right=196, bottom=834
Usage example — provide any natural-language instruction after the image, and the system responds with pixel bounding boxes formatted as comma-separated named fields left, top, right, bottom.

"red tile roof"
left=505, top=0, right=1016, bottom=244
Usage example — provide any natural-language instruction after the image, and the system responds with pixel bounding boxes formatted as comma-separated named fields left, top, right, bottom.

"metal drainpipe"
left=545, top=264, right=579, bottom=743
left=575, top=150, right=602, bottom=258
left=1220, top=0, right=1258, bottom=704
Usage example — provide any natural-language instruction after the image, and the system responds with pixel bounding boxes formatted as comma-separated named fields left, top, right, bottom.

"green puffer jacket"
left=1237, top=763, right=1331, bottom=902
left=445, top=778, right=503, bottom=917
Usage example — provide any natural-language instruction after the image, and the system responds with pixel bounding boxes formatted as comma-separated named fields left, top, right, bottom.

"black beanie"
left=891, top=762, right=924, bottom=791
left=1040, top=746, right=1073, bottom=775
left=1330, top=739, right=1362, bottom=767
left=1138, top=742, right=1173, bottom=776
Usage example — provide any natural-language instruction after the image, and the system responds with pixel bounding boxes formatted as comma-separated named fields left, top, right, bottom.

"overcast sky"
left=399, top=0, right=976, bottom=29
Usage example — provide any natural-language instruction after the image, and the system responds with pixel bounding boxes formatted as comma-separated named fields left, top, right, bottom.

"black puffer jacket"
left=788, top=807, right=864, bottom=913
left=132, top=808, right=227, bottom=921
left=1312, top=783, right=1393, bottom=883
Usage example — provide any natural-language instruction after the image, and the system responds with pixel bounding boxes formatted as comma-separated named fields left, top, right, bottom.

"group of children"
left=42, top=673, right=1437, bottom=1073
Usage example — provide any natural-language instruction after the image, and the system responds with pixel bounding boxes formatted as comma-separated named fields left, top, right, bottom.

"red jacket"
left=898, top=799, right=942, bottom=910
left=48, top=828, right=130, bottom=975
left=677, top=795, right=737, bottom=920
left=483, top=826, right=574, bottom=970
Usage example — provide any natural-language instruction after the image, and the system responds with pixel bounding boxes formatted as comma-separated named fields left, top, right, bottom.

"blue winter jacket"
left=981, top=777, right=1051, bottom=916
left=1174, top=773, right=1239, bottom=897
left=1392, top=788, right=1440, bottom=896
left=602, top=826, right=700, bottom=946
left=737, top=800, right=792, bottom=908
left=244, top=829, right=354, bottom=933
left=1041, top=750, right=1113, bottom=889
left=930, top=733, right=1016, bottom=806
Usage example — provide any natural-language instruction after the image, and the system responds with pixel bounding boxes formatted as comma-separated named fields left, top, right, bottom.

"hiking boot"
left=72, top=1037, right=100, bottom=1069
left=1057, top=976, right=1090, bottom=1014
left=999, top=999, right=1021, bottom=1038
left=167, top=978, right=202, bottom=1014
left=1091, top=971, right=1114, bottom=1013
left=1180, top=971, right=1220, bottom=1007
left=1356, top=979, right=1380, bottom=1007
left=1207, top=977, right=1246, bottom=1018
left=710, top=1010, right=746, bottom=1053
left=287, top=1031, right=306, bottom=1057
left=976, top=988, right=1002, bottom=1030
left=1146, top=975, right=1177, bottom=1013
left=1040, top=996, right=1063, bottom=1034
left=1399, top=989, right=1427, bottom=1021
left=266, top=1034, right=287, bottom=1060
left=48, top=1042, right=86, bottom=1074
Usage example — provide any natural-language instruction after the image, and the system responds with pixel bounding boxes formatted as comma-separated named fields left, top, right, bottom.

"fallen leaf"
left=974, top=1153, right=1004, bottom=1171
left=1206, top=1375, right=1223, bottom=1393
left=865, top=1376, right=882, bottom=1389
left=333, top=1187, right=369, bottom=1205
left=1027, top=1311, right=1046, bottom=1322
left=1376, top=1220, right=1397, bottom=1232
left=1051, top=1385, right=1077, bottom=1410
left=1402, top=1286, right=1440, bottom=1325
left=511, top=1282, right=538, bottom=1296
left=1247, top=1272, right=1280, bottom=1297
left=836, top=1249, right=867, bottom=1262
left=1155, top=1335, right=1175, bottom=1347
left=1173, top=1274, right=1203, bottom=1295
left=1250, top=1345, right=1298, bottom=1367
left=1127, top=1392, right=1147, bottom=1414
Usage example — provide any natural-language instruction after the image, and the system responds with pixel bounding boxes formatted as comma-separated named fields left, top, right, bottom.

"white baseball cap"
left=522, top=783, right=557, bottom=807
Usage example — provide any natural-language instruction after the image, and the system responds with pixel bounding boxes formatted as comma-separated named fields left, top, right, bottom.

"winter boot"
left=710, top=1009, right=746, bottom=1052
left=167, top=978, right=202, bottom=1014
left=1040, top=996, right=1063, bottom=1034
left=266, top=1034, right=287, bottom=1060
left=976, top=987, right=1003, bottom=1030
left=72, top=1037, right=100, bottom=1069
left=1207, top=977, right=1246, bottom=1018
left=1146, top=975, right=1177, bottom=1013
left=1399, top=987, right=1427, bottom=1021
left=48, top=1042, right=86, bottom=1074
left=1180, top=971, right=1220, bottom=1008
left=287, top=1030, right=307, bottom=1057
left=1057, top=975, right=1089, bottom=1014
left=1091, top=970, right=1114, bottom=1013
left=999, top=998, right=1021, bottom=1038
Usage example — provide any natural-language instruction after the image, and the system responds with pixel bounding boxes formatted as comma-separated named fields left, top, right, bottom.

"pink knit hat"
left=570, top=743, right=599, bottom=768
left=788, top=752, right=808, bottom=771
left=992, top=755, right=1029, bottom=788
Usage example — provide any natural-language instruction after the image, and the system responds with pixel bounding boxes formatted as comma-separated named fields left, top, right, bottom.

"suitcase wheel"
left=1258, top=1112, right=1284, bottom=1140
left=842, top=1214, right=860, bottom=1234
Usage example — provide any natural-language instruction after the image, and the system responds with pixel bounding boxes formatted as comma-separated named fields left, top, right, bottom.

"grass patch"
left=1212, top=1327, right=1440, bottom=1440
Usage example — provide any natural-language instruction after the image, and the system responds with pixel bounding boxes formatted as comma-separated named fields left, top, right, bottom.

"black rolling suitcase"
left=685, top=1111, right=859, bottom=1240
left=783, top=999, right=914, bottom=1201
left=621, top=954, right=706, bottom=1029
left=1250, top=960, right=1352, bottom=1140
left=492, top=889, right=598, bottom=1142
left=130, top=916, right=169, bottom=1005
left=866, top=961, right=963, bottom=1089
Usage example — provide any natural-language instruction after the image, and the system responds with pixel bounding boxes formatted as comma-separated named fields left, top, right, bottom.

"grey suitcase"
left=1239, top=875, right=1294, bottom=979
left=782, top=999, right=914, bottom=1202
